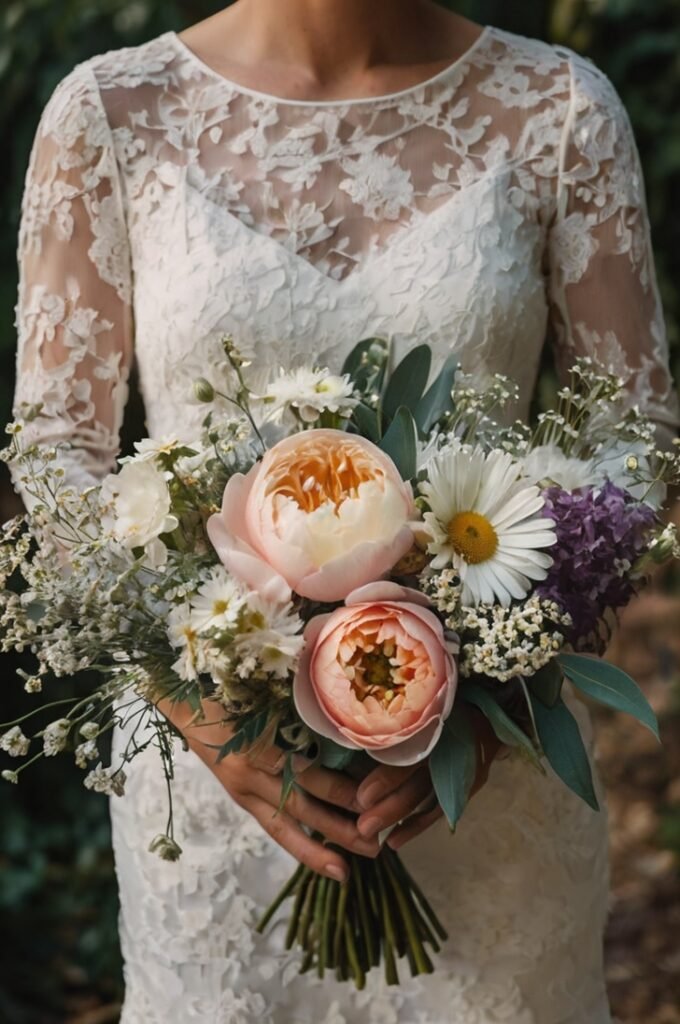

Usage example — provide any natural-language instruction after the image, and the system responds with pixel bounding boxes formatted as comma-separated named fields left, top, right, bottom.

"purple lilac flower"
left=537, top=481, right=657, bottom=651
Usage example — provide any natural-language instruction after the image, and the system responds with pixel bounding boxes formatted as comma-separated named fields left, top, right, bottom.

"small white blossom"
left=84, top=763, right=126, bottom=796
left=75, top=740, right=99, bottom=768
left=2, top=769, right=19, bottom=784
left=234, top=596, right=304, bottom=678
left=79, top=721, right=99, bottom=740
left=42, top=718, right=71, bottom=756
left=190, top=567, right=245, bottom=632
left=0, top=725, right=30, bottom=757
left=148, top=834, right=183, bottom=861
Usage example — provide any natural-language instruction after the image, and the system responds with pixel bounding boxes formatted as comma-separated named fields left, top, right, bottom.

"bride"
left=13, top=1, right=679, bottom=1021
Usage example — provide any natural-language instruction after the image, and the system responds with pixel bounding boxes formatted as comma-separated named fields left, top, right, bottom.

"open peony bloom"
left=207, top=429, right=416, bottom=603
left=294, top=582, right=458, bottom=766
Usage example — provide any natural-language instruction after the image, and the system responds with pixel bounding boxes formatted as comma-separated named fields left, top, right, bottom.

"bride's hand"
left=160, top=698, right=379, bottom=882
left=355, top=709, right=504, bottom=851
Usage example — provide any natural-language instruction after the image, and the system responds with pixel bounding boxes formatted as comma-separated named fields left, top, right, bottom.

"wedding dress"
left=13, top=22, right=680, bottom=1024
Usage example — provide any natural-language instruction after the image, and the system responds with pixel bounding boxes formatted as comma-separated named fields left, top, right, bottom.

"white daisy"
left=190, top=567, right=245, bottom=632
left=261, top=367, right=356, bottom=423
left=167, top=603, right=203, bottom=681
left=420, top=447, right=557, bottom=607
left=234, top=595, right=304, bottom=679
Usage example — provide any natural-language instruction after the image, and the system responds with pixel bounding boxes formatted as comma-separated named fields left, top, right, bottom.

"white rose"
left=101, top=461, right=179, bottom=549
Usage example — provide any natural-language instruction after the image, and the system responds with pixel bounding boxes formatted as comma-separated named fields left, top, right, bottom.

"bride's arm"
left=12, top=64, right=134, bottom=495
left=547, top=51, right=680, bottom=441
left=12, top=65, right=375, bottom=883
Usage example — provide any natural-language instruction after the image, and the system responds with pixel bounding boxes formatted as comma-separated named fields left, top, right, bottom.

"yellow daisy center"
left=212, top=599, right=231, bottom=616
left=447, top=511, right=498, bottom=564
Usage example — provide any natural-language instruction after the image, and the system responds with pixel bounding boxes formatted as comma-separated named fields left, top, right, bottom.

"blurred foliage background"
left=1, top=1, right=679, bottom=1021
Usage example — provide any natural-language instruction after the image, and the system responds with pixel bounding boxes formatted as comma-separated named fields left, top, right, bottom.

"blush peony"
left=207, top=429, right=416, bottom=603
left=293, top=582, right=458, bottom=765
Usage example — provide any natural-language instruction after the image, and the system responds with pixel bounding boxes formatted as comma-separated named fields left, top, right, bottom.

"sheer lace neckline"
left=167, top=25, right=491, bottom=107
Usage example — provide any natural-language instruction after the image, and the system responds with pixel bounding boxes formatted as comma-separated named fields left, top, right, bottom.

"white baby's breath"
left=0, top=725, right=30, bottom=757
left=84, top=763, right=127, bottom=797
left=42, top=718, right=71, bottom=756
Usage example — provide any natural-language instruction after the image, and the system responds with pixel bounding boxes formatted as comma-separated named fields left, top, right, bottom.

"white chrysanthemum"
left=190, top=567, right=245, bottom=632
left=262, top=367, right=356, bottom=423
left=521, top=443, right=599, bottom=492
left=420, top=448, right=556, bottom=606
left=234, top=596, right=304, bottom=679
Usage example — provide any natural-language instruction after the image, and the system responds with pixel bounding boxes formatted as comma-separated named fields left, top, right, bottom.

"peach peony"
left=294, top=582, right=458, bottom=765
left=207, top=429, right=416, bottom=603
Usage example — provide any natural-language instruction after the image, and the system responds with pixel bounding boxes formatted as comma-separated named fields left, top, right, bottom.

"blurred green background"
left=1, top=2, right=679, bottom=1022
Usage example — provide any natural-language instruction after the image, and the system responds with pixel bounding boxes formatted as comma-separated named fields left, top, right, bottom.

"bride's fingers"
left=246, top=795, right=350, bottom=881
left=247, top=745, right=286, bottom=775
left=293, top=761, right=361, bottom=812
left=385, top=803, right=444, bottom=851
left=257, top=773, right=379, bottom=858
left=356, top=767, right=432, bottom=837
left=356, top=762, right=421, bottom=810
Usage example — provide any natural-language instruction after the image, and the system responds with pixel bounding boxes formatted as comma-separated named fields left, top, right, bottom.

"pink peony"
left=294, top=582, right=458, bottom=766
left=207, top=429, right=416, bottom=604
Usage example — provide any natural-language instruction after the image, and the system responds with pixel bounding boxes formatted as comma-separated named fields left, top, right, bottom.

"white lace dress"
left=13, top=24, right=680, bottom=1024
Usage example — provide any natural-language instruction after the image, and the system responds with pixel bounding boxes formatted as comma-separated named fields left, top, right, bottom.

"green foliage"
left=558, top=652, right=660, bottom=738
left=429, top=708, right=477, bottom=828
left=530, top=694, right=600, bottom=810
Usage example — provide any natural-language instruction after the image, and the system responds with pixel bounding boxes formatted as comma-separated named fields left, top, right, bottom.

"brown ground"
left=601, top=591, right=680, bottom=1024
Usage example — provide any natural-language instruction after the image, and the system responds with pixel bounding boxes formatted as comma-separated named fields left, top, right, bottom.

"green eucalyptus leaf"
left=317, top=736, right=357, bottom=771
left=350, top=400, right=381, bottom=442
left=459, top=680, right=541, bottom=766
left=413, top=353, right=458, bottom=435
left=382, top=345, right=431, bottom=422
left=214, top=709, right=270, bottom=762
left=558, top=653, right=659, bottom=739
left=378, top=406, right=418, bottom=480
left=526, top=660, right=564, bottom=708
left=531, top=696, right=599, bottom=811
left=277, top=752, right=297, bottom=812
left=429, top=709, right=477, bottom=829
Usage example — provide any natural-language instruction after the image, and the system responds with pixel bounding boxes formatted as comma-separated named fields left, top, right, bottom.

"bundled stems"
left=256, top=838, right=447, bottom=989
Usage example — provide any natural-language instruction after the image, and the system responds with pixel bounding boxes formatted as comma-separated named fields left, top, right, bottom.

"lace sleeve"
left=11, top=63, right=133, bottom=500
left=547, top=52, right=680, bottom=435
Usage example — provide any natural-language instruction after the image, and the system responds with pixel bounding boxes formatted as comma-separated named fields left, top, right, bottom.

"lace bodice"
left=13, top=25, right=679, bottom=483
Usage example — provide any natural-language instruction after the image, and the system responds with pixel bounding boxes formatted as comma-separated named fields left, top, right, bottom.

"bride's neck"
left=222, top=0, right=467, bottom=82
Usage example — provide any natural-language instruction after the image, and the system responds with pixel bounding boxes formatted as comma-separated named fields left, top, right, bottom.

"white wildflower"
left=79, top=721, right=99, bottom=740
left=42, top=718, right=71, bottom=756
left=521, top=443, right=599, bottom=491
left=148, top=834, right=183, bottom=861
left=234, top=596, right=304, bottom=678
left=128, top=436, right=182, bottom=461
left=190, top=567, right=245, bottom=632
left=0, top=725, right=30, bottom=757
left=167, top=603, right=204, bottom=681
left=84, top=763, right=127, bottom=797
left=75, top=740, right=99, bottom=768
left=2, top=769, right=19, bottom=784
left=261, top=367, right=356, bottom=423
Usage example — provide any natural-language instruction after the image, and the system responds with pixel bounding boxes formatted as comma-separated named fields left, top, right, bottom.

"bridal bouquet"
left=2, top=335, right=679, bottom=988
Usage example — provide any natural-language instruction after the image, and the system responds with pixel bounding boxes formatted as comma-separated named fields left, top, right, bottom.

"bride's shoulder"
left=45, top=31, right=180, bottom=109
left=484, top=25, right=623, bottom=115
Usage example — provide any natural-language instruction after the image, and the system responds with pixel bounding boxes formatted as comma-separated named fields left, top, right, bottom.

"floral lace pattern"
left=12, top=23, right=680, bottom=1022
